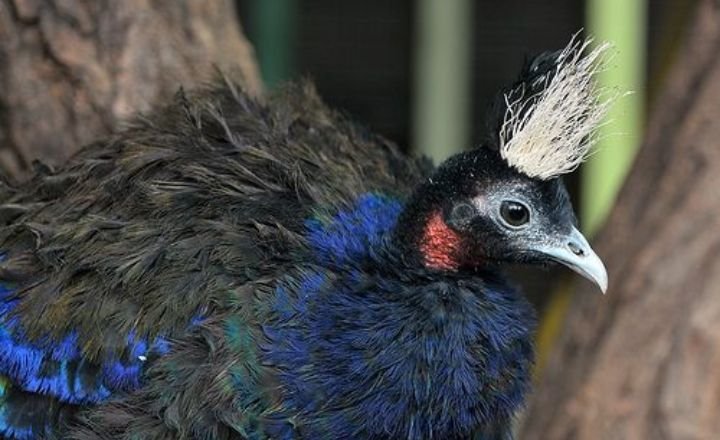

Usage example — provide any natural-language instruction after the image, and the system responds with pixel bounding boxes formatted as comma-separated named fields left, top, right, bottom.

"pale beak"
left=537, top=227, right=608, bottom=293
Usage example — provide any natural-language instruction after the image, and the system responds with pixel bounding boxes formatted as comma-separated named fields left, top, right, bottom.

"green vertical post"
left=583, top=0, right=646, bottom=234
left=413, top=0, right=473, bottom=163
left=250, top=0, right=298, bottom=88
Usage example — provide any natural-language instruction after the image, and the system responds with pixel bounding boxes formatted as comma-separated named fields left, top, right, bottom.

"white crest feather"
left=498, top=38, right=614, bottom=180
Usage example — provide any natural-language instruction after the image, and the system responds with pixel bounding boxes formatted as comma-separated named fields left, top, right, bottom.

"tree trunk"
left=522, top=1, right=720, bottom=438
left=0, top=0, right=262, bottom=180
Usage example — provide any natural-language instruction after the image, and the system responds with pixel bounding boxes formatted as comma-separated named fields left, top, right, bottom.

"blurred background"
left=236, top=0, right=695, bottom=368
left=237, top=0, right=688, bottom=206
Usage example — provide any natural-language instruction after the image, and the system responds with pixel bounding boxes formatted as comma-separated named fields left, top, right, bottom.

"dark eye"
left=500, top=200, right=530, bottom=227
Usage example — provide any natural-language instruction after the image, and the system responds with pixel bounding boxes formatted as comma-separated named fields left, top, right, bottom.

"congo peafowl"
left=0, top=39, right=608, bottom=439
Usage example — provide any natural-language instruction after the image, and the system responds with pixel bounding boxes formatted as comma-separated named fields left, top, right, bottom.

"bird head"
left=396, top=38, right=610, bottom=293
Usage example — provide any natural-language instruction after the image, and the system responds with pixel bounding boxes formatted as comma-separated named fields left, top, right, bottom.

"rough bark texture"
left=0, top=0, right=262, bottom=180
left=522, top=1, right=720, bottom=439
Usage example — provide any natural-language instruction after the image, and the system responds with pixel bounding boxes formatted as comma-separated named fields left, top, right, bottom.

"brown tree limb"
left=0, top=0, right=262, bottom=180
left=522, top=1, right=720, bottom=438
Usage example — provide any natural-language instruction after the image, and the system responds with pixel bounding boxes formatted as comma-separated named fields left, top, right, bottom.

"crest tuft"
left=498, top=38, right=614, bottom=180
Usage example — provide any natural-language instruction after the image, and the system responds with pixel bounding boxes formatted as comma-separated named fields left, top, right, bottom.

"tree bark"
left=0, top=0, right=262, bottom=180
left=522, top=1, right=720, bottom=439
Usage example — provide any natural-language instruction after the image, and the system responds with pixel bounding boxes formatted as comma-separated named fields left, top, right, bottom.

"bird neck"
left=392, top=182, right=482, bottom=273
left=304, top=190, right=471, bottom=273
left=263, top=259, right=536, bottom=438
left=256, top=191, right=538, bottom=438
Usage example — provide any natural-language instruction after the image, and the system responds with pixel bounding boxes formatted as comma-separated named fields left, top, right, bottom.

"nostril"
left=568, top=241, right=586, bottom=257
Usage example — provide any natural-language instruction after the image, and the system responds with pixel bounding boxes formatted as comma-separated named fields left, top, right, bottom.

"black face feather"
left=395, top=147, right=577, bottom=270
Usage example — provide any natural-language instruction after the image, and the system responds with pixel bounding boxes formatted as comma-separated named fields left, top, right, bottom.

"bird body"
left=0, top=39, right=608, bottom=439
left=262, top=192, right=535, bottom=439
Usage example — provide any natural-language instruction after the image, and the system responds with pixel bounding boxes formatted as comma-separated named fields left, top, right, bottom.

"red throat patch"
left=420, top=211, right=462, bottom=271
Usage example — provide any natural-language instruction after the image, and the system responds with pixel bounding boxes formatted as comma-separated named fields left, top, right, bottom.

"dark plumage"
left=0, top=42, right=607, bottom=439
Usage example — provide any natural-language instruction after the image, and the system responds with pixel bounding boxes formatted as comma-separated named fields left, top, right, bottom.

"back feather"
left=0, top=80, right=431, bottom=438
